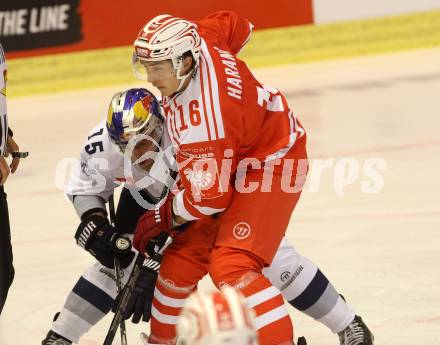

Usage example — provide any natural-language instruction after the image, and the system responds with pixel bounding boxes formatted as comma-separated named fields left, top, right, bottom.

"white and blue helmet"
left=106, top=88, right=163, bottom=151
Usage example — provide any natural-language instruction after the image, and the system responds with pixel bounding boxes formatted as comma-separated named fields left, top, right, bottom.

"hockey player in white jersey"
left=41, top=88, right=173, bottom=344
left=42, top=88, right=372, bottom=345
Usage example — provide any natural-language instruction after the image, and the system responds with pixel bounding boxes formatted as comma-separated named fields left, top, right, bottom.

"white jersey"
left=65, top=119, right=177, bottom=215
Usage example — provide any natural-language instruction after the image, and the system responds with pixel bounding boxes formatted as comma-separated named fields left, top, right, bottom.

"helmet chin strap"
left=172, top=56, right=197, bottom=93
left=176, top=75, right=187, bottom=93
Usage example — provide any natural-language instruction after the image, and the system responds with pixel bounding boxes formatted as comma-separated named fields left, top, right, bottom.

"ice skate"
left=338, top=315, right=374, bottom=345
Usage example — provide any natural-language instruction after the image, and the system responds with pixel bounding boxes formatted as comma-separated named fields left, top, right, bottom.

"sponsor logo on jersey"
left=233, top=222, right=251, bottom=240
left=184, top=167, right=213, bottom=190
left=178, top=147, right=215, bottom=160
left=178, top=152, right=223, bottom=201
left=183, top=152, right=215, bottom=159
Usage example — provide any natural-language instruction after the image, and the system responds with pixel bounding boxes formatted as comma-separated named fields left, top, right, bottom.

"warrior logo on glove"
left=75, top=214, right=134, bottom=269
left=116, top=237, right=131, bottom=251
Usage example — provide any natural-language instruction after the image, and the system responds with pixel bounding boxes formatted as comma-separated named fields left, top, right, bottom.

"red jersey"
left=162, top=11, right=306, bottom=221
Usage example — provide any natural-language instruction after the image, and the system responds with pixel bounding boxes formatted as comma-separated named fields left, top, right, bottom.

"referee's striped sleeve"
left=0, top=43, right=8, bottom=156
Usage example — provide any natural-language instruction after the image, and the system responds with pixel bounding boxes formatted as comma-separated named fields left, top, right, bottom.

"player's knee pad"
left=209, top=247, right=265, bottom=289
left=156, top=244, right=208, bottom=294
left=51, top=261, right=130, bottom=343
left=70, top=262, right=119, bottom=312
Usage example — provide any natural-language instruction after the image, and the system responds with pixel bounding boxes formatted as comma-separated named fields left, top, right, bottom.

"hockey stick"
left=103, top=252, right=143, bottom=345
left=108, top=194, right=128, bottom=345
left=103, top=237, right=172, bottom=345
left=103, top=187, right=174, bottom=345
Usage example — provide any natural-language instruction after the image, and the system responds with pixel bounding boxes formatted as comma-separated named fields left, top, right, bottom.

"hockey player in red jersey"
left=132, top=12, right=305, bottom=345
left=131, top=12, right=373, bottom=345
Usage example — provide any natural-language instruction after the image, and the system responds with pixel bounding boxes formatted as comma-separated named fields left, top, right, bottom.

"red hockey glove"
left=133, top=194, right=174, bottom=253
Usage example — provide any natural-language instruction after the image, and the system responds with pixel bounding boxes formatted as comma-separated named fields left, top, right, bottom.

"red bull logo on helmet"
left=132, top=98, right=150, bottom=123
